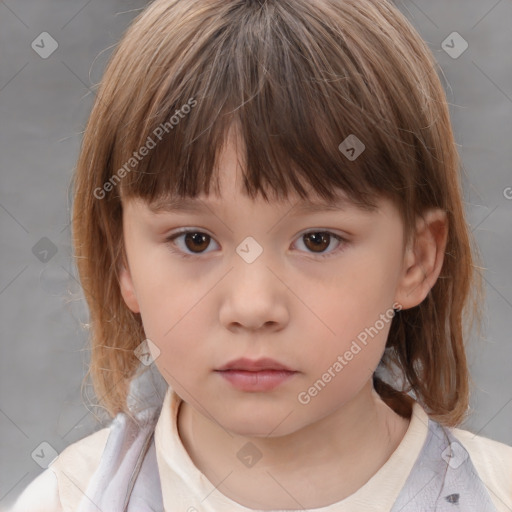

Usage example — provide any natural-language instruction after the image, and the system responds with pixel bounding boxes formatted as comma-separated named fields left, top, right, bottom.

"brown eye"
left=303, top=232, right=331, bottom=253
left=183, top=232, right=210, bottom=253
left=295, top=230, right=346, bottom=259
left=165, top=230, right=218, bottom=258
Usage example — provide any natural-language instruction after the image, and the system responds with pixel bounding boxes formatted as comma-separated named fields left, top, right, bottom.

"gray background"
left=1, top=0, right=511, bottom=509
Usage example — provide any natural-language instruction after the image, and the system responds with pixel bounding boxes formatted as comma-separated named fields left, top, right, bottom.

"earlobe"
left=119, top=260, right=141, bottom=314
left=394, top=208, right=448, bottom=310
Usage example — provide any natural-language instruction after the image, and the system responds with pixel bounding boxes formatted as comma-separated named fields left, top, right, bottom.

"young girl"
left=10, top=0, right=512, bottom=510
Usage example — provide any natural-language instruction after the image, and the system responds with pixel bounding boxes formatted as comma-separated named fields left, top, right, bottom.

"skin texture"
left=119, top=129, right=448, bottom=509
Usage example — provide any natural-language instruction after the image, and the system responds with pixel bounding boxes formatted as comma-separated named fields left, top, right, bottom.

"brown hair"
left=71, top=0, right=484, bottom=426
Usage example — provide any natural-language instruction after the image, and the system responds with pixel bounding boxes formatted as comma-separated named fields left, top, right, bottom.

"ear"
left=119, top=253, right=140, bottom=314
left=394, top=208, right=448, bottom=310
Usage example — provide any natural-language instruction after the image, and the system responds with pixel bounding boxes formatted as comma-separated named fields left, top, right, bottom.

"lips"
left=215, top=358, right=297, bottom=392
left=215, top=357, right=295, bottom=372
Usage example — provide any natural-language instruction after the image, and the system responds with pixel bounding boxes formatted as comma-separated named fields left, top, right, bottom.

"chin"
left=217, top=410, right=303, bottom=439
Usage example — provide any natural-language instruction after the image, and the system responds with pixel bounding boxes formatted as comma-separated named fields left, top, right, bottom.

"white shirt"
left=9, top=386, right=512, bottom=512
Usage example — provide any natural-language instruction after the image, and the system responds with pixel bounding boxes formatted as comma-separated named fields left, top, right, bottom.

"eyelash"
left=164, top=229, right=348, bottom=260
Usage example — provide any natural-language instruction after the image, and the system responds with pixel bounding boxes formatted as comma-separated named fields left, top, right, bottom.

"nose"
left=218, top=252, right=289, bottom=333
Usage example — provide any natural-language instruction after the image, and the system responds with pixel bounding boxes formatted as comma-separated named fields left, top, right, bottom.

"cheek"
left=297, top=308, right=392, bottom=413
left=132, top=267, right=219, bottom=375
left=301, top=251, right=399, bottom=379
left=130, top=249, right=206, bottom=328
left=146, top=307, right=207, bottom=390
left=318, top=257, right=397, bottom=336
left=346, top=233, right=402, bottom=304
left=139, top=294, right=206, bottom=360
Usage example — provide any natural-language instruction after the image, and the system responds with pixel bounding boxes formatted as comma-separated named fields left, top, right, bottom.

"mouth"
left=214, top=358, right=298, bottom=391
left=215, top=357, right=295, bottom=372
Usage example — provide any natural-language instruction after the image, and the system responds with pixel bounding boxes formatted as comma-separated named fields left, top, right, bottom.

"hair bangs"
left=112, top=0, right=415, bottom=215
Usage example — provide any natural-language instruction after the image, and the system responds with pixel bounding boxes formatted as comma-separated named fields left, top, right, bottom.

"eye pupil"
left=304, top=232, right=330, bottom=252
left=185, top=232, right=210, bottom=252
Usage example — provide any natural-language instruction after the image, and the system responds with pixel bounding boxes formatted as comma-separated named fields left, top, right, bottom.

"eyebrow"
left=148, top=196, right=361, bottom=215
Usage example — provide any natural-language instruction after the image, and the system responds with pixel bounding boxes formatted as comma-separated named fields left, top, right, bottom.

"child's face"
left=119, top=133, right=411, bottom=437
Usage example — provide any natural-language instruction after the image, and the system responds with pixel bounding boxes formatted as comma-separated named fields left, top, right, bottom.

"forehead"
left=146, top=193, right=376, bottom=216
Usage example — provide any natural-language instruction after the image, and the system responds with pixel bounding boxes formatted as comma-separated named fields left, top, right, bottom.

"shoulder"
left=9, top=427, right=110, bottom=512
left=50, top=427, right=111, bottom=512
left=451, top=426, right=512, bottom=512
left=51, top=425, right=111, bottom=472
left=8, top=469, right=60, bottom=512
